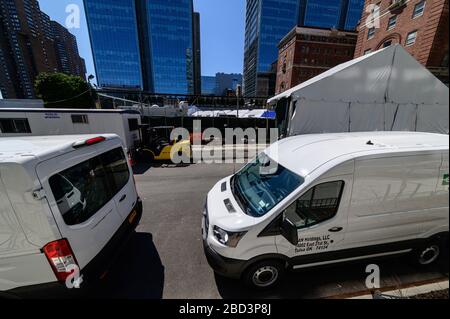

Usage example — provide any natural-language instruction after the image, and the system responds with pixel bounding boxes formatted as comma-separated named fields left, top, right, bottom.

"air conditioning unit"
left=389, top=0, right=407, bottom=11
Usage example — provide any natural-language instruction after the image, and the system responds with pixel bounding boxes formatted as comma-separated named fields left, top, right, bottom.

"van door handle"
left=119, top=194, right=127, bottom=202
left=329, top=227, right=343, bottom=233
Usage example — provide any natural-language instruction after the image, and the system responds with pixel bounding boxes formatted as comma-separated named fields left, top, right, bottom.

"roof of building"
left=278, top=25, right=358, bottom=48
left=0, top=108, right=140, bottom=115
left=265, top=131, right=449, bottom=177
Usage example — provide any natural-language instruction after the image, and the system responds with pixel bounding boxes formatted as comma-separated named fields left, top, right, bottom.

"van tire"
left=243, top=260, right=285, bottom=289
left=139, top=150, right=154, bottom=164
left=411, top=239, right=443, bottom=267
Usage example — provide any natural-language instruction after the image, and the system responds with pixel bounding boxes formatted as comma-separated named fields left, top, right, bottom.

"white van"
left=202, top=132, right=449, bottom=288
left=0, top=134, right=142, bottom=297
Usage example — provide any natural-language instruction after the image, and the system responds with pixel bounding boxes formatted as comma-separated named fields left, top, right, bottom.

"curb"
left=347, top=278, right=449, bottom=299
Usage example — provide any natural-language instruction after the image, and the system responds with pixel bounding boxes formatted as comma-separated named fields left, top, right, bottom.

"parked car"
left=0, top=134, right=142, bottom=297
left=202, top=132, right=449, bottom=289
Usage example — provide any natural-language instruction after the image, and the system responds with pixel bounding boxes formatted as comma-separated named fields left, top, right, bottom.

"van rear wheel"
left=243, top=260, right=285, bottom=289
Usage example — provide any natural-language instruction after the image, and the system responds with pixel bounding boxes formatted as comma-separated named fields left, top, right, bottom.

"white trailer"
left=0, top=108, right=141, bottom=154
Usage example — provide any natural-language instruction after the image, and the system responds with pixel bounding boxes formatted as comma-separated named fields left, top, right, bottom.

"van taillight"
left=42, top=239, right=79, bottom=282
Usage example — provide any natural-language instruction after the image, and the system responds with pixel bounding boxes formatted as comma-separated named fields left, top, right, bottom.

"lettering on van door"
left=295, top=235, right=331, bottom=254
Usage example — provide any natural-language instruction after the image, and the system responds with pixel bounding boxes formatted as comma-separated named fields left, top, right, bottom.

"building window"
left=71, top=114, right=89, bottom=124
left=367, top=27, right=375, bottom=39
left=405, top=30, right=418, bottom=46
left=364, top=48, right=372, bottom=55
left=128, top=118, right=139, bottom=131
left=383, top=40, right=393, bottom=47
left=412, top=1, right=426, bottom=19
left=387, top=15, right=397, bottom=30
left=0, top=118, right=32, bottom=133
left=441, top=52, right=449, bottom=67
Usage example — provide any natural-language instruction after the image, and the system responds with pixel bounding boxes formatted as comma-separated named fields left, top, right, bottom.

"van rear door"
left=35, top=140, right=127, bottom=270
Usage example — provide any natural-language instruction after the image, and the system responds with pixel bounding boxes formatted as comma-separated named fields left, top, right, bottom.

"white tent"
left=268, top=45, right=449, bottom=135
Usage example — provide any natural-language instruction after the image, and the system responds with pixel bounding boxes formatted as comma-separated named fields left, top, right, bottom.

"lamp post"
left=87, top=74, right=96, bottom=108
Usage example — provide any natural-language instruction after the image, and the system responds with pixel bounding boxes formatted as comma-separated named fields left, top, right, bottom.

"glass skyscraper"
left=244, top=0, right=299, bottom=97
left=300, top=0, right=365, bottom=30
left=137, top=0, right=194, bottom=95
left=243, top=0, right=365, bottom=96
left=343, top=0, right=366, bottom=31
left=84, top=0, right=143, bottom=89
left=302, top=0, right=343, bottom=29
left=84, top=0, right=197, bottom=94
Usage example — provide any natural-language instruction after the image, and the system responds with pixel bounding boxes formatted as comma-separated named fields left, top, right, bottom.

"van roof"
left=0, top=134, right=120, bottom=164
left=265, top=132, right=449, bottom=177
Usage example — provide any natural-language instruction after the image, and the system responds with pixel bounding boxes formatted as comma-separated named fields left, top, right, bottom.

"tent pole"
left=348, top=102, right=351, bottom=132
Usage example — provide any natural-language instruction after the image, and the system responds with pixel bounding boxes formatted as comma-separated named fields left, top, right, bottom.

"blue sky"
left=38, top=0, right=246, bottom=83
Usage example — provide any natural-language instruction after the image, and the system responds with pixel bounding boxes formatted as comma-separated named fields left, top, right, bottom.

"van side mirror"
left=281, top=216, right=298, bottom=246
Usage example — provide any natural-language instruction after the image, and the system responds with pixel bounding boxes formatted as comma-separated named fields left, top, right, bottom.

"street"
left=80, top=162, right=448, bottom=299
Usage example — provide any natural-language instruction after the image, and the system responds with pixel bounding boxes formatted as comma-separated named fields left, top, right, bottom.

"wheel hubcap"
left=252, top=266, right=279, bottom=287
left=419, top=245, right=440, bottom=265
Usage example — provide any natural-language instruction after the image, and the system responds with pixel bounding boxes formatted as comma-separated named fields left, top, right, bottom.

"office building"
left=215, top=73, right=243, bottom=96
left=85, top=0, right=199, bottom=94
left=84, top=0, right=143, bottom=90
left=137, top=0, right=195, bottom=94
left=354, top=0, right=448, bottom=85
left=201, top=76, right=216, bottom=95
left=243, top=0, right=365, bottom=97
left=275, top=26, right=357, bottom=95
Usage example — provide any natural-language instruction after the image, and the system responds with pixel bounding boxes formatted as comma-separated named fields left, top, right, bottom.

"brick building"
left=354, top=0, right=449, bottom=85
left=0, top=0, right=86, bottom=99
left=51, top=21, right=86, bottom=79
left=275, top=26, right=358, bottom=95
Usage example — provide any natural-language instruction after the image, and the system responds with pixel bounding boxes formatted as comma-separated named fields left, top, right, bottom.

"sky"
left=37, top=0, right=246, bottom=84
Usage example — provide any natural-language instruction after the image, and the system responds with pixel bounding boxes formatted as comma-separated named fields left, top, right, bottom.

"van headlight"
left=213, top=226, right=247, bottom=247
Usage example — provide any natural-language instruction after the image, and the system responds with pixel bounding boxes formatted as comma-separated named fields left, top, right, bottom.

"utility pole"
left=236, top=84, right=242, bottom=119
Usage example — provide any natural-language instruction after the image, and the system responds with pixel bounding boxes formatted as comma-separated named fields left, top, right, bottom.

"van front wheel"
left=243, top=260, right=285, bottom=289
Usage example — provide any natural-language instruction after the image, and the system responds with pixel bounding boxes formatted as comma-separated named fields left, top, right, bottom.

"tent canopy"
left=269, top=45, right=449, bottom=135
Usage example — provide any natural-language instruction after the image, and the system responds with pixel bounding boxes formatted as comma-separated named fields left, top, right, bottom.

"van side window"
left=284, top=181, right=345, bottom=229
left=101, top=148, right=130, bottom=194
left=48, top=147, right=130, bottom=226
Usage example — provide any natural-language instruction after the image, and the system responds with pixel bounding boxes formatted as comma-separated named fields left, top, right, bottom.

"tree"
left=34, top=72, right=97, bottom=109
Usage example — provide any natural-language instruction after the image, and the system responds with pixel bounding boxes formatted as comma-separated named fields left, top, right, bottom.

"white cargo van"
left=0, top=134, right=142, bottom=297
left=202, top=132, right=449, bottom=288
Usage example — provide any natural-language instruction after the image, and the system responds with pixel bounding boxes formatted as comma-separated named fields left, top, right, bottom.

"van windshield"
left=231, top=153, right=304, bottom=217
left=49, top=148, right=130, bottom=225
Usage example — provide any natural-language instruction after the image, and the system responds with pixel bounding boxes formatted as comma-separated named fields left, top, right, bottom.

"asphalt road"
left=87, top=163, right=448, bottom=299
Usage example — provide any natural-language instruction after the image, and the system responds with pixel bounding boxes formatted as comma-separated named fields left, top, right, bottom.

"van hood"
left=206, top=176, right=262, bottom=232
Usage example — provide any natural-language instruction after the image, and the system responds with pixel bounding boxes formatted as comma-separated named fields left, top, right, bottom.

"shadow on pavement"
left=132, top=162, right=153, bottom=175
left=87, top=232, right=165, bottom=299
left=214, top=256, right=448, bottom=299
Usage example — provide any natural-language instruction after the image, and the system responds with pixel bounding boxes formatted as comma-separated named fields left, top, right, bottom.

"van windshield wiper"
left=232, top=177, right=256, bottom=217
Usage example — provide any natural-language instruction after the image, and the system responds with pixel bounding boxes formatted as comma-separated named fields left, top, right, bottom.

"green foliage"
left=34, top=73, right=96, bottom=109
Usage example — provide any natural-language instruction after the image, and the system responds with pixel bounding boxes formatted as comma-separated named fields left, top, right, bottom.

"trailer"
left=0, top=108, right=141, bottom=155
